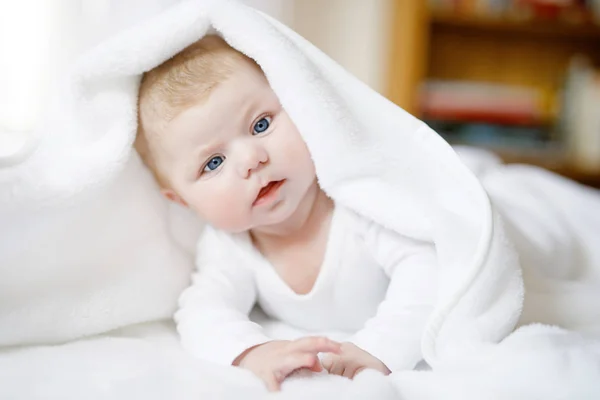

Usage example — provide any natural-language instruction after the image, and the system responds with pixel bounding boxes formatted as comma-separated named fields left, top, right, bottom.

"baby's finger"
left=353, top=366, right=367, bottom=379
left=329, top=360, right=346, bottom=376
left=321, top=354, right=345, bottom=376
left=309, top=359, right=323, bottom=373
left=263, top=372, right=281, bottom=392
left=278, top=353, right=319, bottom=377
left=321, top=354, right=335, bottom=372
left=343, top=363, right=361, bottom=379
left=290, top=336, right=341, bottom=354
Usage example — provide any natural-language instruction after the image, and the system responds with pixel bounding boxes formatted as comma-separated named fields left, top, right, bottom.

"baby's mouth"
left=253, top=180, right=285, bottom=206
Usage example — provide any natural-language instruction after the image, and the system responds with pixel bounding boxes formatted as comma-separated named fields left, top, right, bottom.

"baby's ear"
left=161, top=189, right=188, bottom=207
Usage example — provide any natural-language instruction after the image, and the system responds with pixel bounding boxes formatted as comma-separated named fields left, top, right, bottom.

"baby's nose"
left=237, top=144, right=268, bottom=178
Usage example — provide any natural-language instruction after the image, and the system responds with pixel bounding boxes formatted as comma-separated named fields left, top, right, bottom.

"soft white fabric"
left=0, top=152, right=200, bottom=346
left=176, top=206, right=437, bottom=371
left=1, top=0, right=600, bottom=398
left=49, top=0, right=523, bottom=365
left=0, top=321, right=400, bottom=400
left=1, top=321, right=599, bottom=400
left=393, top=324, right=600, bottom=400
left=452, top=146, right=600, bottom=334
left=0, top=0, right=202, bottom=348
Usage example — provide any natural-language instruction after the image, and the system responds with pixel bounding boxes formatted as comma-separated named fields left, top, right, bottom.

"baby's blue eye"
left=253, top=116, right=272, bottom=135
left=203, top=155, right=224, bottom=172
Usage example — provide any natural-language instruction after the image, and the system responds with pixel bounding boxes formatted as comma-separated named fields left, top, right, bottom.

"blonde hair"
left=135, top=35, right=257, bottom=187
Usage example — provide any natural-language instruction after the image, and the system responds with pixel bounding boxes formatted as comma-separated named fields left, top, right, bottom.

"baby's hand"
left=233, top=337, right=341, bottom=391
left=321, top=342, right=391, bottom=379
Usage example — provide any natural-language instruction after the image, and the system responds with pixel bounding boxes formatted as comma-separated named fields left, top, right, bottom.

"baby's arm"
left=175, top=227, right=271, bottom=365
left=175, top=227, right=339, bottom=390
left=325, top=221, right=438, bottom=375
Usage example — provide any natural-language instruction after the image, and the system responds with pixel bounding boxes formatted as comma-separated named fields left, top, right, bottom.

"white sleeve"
left=348, top=221, right=438, bottom=372
left=174, top=227, right=271, bottom=366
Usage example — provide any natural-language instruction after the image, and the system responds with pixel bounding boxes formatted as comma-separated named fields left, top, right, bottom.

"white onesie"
left=175, top=206, right=438, bottom=371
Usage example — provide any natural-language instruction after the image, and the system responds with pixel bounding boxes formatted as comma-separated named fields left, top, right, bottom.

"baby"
left=135, top=35, right=438, bottom=391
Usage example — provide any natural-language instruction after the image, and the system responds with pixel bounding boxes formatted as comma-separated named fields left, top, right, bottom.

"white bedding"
left=2, top=320, right=599, bottom=400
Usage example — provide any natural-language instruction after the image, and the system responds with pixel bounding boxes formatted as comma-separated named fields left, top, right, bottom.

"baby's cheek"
left=277, top=136, right=313, bottom=168
left=197, top=192, right=249, bottom=232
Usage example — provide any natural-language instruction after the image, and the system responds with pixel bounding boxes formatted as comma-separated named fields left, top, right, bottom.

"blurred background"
left=274, top=0, right=600, bottom=188
left=2, top=0, right=599, bottom=187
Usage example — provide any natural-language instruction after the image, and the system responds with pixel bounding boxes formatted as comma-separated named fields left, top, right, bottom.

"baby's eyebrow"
left=194, top=134, right=223, bottom=156
left=185, top=142, right=215, bottom=174
left=241, top=94, right=265, bottom=122
left=194, top=143, right=213, bottom=157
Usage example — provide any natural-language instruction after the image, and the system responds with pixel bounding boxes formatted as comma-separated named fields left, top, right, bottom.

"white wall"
left=291, top=0, right=393, bottom=94
left=243, top=0, right=294, bottom=26
left=243, top=0, right=394, bottom=92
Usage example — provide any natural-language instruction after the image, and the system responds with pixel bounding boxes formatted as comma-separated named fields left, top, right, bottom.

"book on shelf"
left=419, top=57, right=600, bottom=173
left=420, top=81, right=554, bottom=151
left=419, top=80, right=549, bottom=126
left=429, top=0, right=600, bottom=21
left=560, top=56, right=600, bottom=173
left=425, top=120, right=553, bottom=151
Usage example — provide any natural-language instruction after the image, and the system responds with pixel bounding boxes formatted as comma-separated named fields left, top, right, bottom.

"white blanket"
left=1, top=0, right=600, bottom=398
left=1, top=321, right=599, bottom=399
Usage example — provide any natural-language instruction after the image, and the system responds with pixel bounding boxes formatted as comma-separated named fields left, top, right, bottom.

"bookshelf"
left=387, top=0, right=600, bottom=187
left=430, top=11, right=600, bottom=40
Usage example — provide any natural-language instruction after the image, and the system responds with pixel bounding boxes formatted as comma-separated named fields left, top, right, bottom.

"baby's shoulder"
left=195, top=225, right=253, bottom=265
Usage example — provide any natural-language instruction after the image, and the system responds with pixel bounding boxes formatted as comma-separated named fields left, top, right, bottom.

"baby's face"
left=156, top=61, right=316, bottom=233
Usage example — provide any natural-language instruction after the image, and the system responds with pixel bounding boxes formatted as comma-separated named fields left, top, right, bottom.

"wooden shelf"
left=430, top=11, right=600, bottom=41
left=493, top=148, right=600, bottom=187
left=388, top=2, right=600, bottom=113
left=387, top=2, right=600, bottom=189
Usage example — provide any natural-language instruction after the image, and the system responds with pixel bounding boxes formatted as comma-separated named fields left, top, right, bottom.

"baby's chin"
left=208, top=217, right=275, bottom=234
left=206, top=200, right=297, bottom=234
